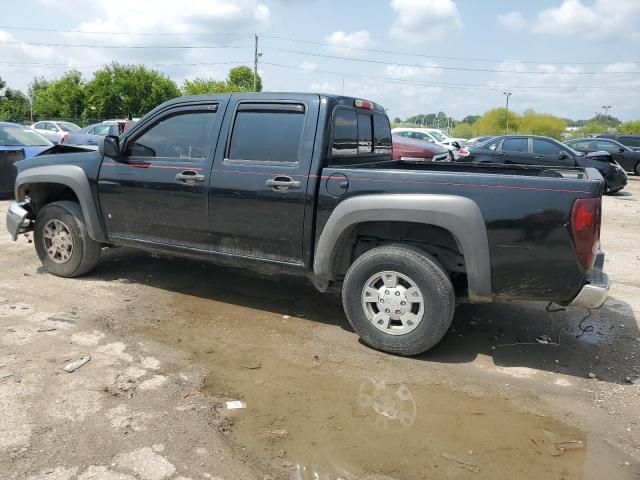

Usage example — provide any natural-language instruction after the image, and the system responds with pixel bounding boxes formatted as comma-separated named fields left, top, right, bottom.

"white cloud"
left=501, top=0, right=640, bottom=39
left=497, top=11, right=527, bottom=33
left=384, top=63, right=443, bottom=80
left=309, top=81, right=341, bottom=94
left=298, top=61, right=318, bottom=72
left=325, top=30, right=371, bottom=53
left=389, top=0, right=462, bottom=44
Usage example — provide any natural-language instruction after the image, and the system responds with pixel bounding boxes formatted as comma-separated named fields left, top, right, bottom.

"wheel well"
left=331, top=221, right=468, bottom=293
left=22, top=183, right=79, bottom=215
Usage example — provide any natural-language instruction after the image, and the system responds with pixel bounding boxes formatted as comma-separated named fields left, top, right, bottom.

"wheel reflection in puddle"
left=358, top=378, right=416, bottom=433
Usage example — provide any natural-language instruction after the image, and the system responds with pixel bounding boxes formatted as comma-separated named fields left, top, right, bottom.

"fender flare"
left=313, top=194, right=492, bottom=303
left=15, top=165, right=107, bottom=242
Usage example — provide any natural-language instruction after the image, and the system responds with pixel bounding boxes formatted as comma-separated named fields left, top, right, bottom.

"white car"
left=29, top=121, right=82, bottom=144
left=391, top=128, right=465, bottom=151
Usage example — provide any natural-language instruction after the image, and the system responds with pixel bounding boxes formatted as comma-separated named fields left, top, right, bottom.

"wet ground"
left=1, top=178, right=640, bottom=479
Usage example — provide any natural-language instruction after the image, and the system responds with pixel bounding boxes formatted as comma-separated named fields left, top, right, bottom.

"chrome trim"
left=568, top=252, right=610, bottom=309
left=6, top=201, right=31, bottom=241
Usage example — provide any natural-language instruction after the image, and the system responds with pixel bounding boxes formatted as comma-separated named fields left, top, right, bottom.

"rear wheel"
left=342, top=244, right=455, bottom=356
left=34, top=201, right=101, bottom=277
left=634, top=162, right=640, bottom=176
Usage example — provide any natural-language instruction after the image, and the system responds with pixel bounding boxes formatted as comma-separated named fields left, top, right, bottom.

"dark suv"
left=566, top=137, right=640, bottom=176
left=597, top=134, right=640, bottom=151
left=462, top=135, right=628, bottom=193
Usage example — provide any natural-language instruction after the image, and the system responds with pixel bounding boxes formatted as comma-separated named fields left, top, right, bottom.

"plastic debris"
left=536, top=335, right=552, bottom=344
left=225, top=400, right=246, bottom=410
left=588, top=372, right=596, bottom=379
left=441, top=453, right=480, bottom=473
left=530, top=430, right=583, bottom=456
left=63, top=356, right=90, bottom=373
left=37, top=327, right=57, bottom=332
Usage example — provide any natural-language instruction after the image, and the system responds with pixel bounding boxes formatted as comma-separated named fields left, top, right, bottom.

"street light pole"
left=503, top=92, right=512, bottom=134
left=602, top=105, right=612, bottom=117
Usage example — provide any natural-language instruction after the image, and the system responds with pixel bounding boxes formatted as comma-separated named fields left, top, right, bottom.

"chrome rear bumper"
left=568, top=252, right=610, bottom=309
left=6, top=201, right=31, bottom=241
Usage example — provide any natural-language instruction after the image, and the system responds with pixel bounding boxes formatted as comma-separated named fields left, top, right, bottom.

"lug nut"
left=401, top=301, right=406, bottom=306
left=380, top=299, right=384, bottom=303
left=385, top=290, right=390, bottom=295
left=395, top=291, right=400, bottom=296
left=385, top=308, right=390, bottom=313
left=395, top=310, right=400, bottom=314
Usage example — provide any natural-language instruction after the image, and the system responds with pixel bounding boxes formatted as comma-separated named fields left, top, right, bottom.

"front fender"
left=15, top=165, right=107, bottom=242
left=313, top=194, right=492, bottom=303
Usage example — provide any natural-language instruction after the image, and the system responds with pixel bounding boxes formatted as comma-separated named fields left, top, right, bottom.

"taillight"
left=354, top=99, right=374, bottom=110
left=570, top=198, right=601, bottom=270
left=458, top=148, right=470, bottom=157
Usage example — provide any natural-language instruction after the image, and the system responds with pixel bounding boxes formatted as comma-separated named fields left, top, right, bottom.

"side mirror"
left=100, top=135, right=120, bottom=158
left=618, top=147, right=625, bottom=153
left=558, top=151, right=569, bottom=160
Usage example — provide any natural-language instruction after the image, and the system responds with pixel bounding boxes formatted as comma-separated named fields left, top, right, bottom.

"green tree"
left=618, top=120, right=640, bottom=134
left=181, top=78, right=233, bottom=95
left=518, top=110, right=566, bottom=139
left=581, top=121, right=609, bottom=135
left=227, top=66, right=262, bottom=92
left=28, top=76, right=49, bottom=100
left=461, top=115, right=480, bottom=125
left=83, top=63, right=180, bottom=119
left=452, top=123, right=474, bottom=139
left=473, top=107, right=520, bottom=135
left=393, top=117, right=402, bottom=124
left=32, top=70, right=85, bottom=120
left=0, top=88, right=31, bottom=122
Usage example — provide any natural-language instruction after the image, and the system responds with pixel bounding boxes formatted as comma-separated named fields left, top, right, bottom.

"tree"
left=182, top=78, right=234, bottom=95
left=581, top=121, right=609, bottom=135
left=518, top=110, right=566, bottom=139
left=0, top=88, right=30, bottom=122
left=227, top=66, right=262, bottom=92
left=461, top=115, right=480, bottom=125
left=83, top=63, right=180, bottom=119
left=452, top=123, right=474, bottom=139
left=473, top=108, right=520, bottom=135
left=28, top=76, right=49, bottom=100
left=393, top=117, right=402, bottom=124
left=618, top=120, right=640, bottom=134
left=32, top=70, right=85, bottom=120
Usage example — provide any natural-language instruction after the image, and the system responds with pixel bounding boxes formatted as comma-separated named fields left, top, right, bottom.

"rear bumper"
left=605, top=168, right=628, bottom=191
left=6, top=201, right=31, bottom=241
left=567, top=252, right=610, bottom=309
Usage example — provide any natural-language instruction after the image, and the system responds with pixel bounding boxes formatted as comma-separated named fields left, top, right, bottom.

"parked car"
left=7, top=93, right=609, bottom=356
left=392, top=134, right=451, bottom=162
left=392, top=128, right=465, bottom=150
left=64, top=121, right=125, bottom=147
left=462, top=135, right=628, bottom=193
left=565, top=137, right=640, bottom=176
left=462, top=136, right=495, bottom=146
left=0, top=122, right=53, bottom=197
left=29, top=121, right=81, bottom=144
left=596, top=134, right=640, bottom=151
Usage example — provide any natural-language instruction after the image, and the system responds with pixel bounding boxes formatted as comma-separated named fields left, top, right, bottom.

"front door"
left=531, top=138, right=576, bottom=167
left=98, top=102, right=224, bottom=249
left=497, top=137, right=532, bottom=164
left=209, top=96, right=319, bottom=265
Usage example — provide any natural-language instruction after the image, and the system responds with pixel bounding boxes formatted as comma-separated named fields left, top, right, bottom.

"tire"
left=342, top=244, right=455, bottom=356
left=34, top=201, right=101, bottom=277
left=635, top=162, right=640, bottom=176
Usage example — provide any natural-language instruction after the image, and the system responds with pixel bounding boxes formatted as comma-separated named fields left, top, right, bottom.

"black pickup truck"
left=7, top=93, right=610, bottom=355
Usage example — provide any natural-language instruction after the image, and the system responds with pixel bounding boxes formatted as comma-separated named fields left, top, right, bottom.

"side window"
left=373, top=113, right=392, bottom=154
left=93, top=125, right=112, bottom=136
left=596, top=140, right=619, bottom=153
left=332, top=109, right=358, bottom=156
left=486, top=139, right=500, bottom=151
left=44, top=122, right=55, bottom=131
left=228, top=104, right=305, bottom=163
left=532, top=138, right=561, bottom=155
left=571, top=140, right=593, bottom=151
left=86, top=127, right=96, bottom=135
left=620, top=137, right=640, bottom=148
left=357, top=113, right=372, bottom=154
left=34, top=122, right=44, bottom=129
left=126, top=111, right=217, bottom=160
left=501, top=138, right=528, bottom=153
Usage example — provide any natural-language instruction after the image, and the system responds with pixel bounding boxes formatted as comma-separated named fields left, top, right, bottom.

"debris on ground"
left=105, top=374, right=139, bottom=399
left=48, top=315, right=77, bottom=324
left=0, top=372, right=14, bottom=380
left=588, top=372, right=597, bottom=379
left=37, top=327, right=57, bottom=332
left=536, top=335, right=553, bottom=344
left=441, top=453, right=480, bottom=473
left=226, top=400, right=246, bottom=410
left=269, top=429, right=288, bottom=438
left=63, top=355, right=91, bottom=373
left=530, top=430, right=584, bottom=456
left=240, top=361, right=262, bottom=370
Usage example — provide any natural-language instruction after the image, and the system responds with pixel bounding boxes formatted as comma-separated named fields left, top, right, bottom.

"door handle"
left=534, top=155, right=544, bottom=159
left=266, top=176, right=302, bottom=191
left=175, top=170, right=205, bottom=183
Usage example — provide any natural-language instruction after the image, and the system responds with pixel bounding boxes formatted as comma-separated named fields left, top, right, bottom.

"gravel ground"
left=0, top=177, right=639, bottom=480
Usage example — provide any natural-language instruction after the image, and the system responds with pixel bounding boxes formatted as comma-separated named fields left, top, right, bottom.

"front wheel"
left=34, top=201, right=101, bottom=277
left=342, top=245, right=455, bottom=356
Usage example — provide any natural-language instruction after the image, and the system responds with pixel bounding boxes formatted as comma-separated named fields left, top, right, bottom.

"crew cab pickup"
left=6, top=93, right=610, bottom=355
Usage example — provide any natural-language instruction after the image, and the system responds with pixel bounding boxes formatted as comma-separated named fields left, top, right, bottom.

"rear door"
left=98, top=101, right=225, bottom=249
left=208, top=95, right=319, bottom=264
left=496, top=137, right=531, bottom=164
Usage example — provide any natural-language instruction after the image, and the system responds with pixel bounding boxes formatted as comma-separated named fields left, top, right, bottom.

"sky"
left=1, top=0, right=640, bottom=121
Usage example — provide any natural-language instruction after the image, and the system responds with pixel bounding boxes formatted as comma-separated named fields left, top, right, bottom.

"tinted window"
left=33, top=122, right=45, bottom=129
left=571, top=140, right=594, bottom=151
left=93, top=124, right=113, bottom=136
left=532, top=139, right=561, bottom=155
left=373, top=113, right=392, bottom=154
left=0, top=126, right=51, bottom=146
left=332, top=109, right=358, bottom=156
left=485, top=138, right=500, bottom=151
left=501, top=138, right=528, bottom=153
left=127, top=111, right=216, bottom=160
left=619, top=137, right=640, bottom=147
left=45, top=122, right=57, bottom=131
left=229, top=108, right=304, bottom=163
left=357, top=114, right=372, bottom=154
left=596, top=140, right=620, bottom=153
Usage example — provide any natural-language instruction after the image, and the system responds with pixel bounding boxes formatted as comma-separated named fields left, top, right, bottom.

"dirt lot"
left=1, top=178, right=639, bottom=480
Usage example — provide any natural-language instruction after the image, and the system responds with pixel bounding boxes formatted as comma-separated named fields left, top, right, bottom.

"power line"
left=265, top=47, right=640, bottom=75
left=0, top=61, right=251, bottom=69
left=261, top=62, right=640, bottom=91
left=0, top=40, right=251, bottom=49
left=0, top=25, right=245, bottom=37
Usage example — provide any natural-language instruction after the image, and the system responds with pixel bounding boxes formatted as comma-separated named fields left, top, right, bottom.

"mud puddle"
left=133, top=287, right=612, bottom=480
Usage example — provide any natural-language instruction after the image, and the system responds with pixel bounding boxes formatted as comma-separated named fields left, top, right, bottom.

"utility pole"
left=503, top=91, right=512, bottom=134
left=602, top=105, right=611, bottom=117
left=253, top=34, right=260, bottom=92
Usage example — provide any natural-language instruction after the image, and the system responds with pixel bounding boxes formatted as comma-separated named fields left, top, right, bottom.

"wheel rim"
left=42, top=219, right=74, bottom=264
left=361, top=271, right=425, bottom=336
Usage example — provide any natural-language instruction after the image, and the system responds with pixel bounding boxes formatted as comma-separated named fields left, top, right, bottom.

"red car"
left=392, top=134, right=452, bottom=162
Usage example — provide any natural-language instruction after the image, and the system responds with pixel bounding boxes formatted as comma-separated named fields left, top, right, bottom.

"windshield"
left=57, top=122, right=81, bottom=132
left=0, top=126, right=52, bottom=146
left=427, top=130, right=447, bottom=142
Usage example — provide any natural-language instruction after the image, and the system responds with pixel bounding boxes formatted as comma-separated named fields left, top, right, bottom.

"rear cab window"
left=330, top=105, right=391, bottom=164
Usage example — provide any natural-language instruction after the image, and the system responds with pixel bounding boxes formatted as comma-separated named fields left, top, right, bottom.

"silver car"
left=29, top=121, right=81, bottom=144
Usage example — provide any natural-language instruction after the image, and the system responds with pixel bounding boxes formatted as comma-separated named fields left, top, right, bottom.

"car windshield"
left=427, top=130, right=447, bottom=141
left=57, top=122, right=81, bottom=132
left=0, top=126, right=52, bottom=146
